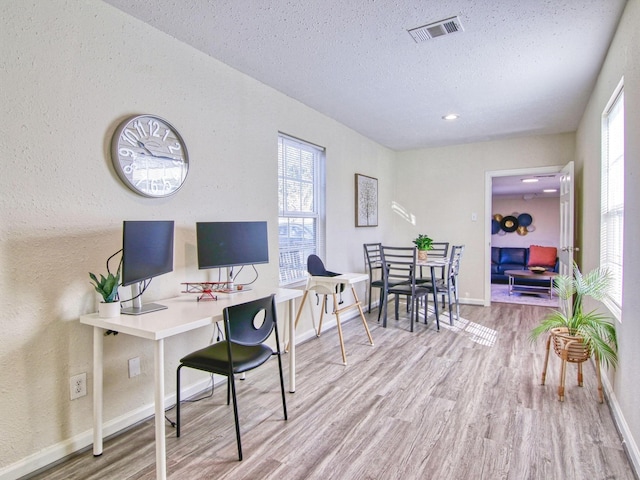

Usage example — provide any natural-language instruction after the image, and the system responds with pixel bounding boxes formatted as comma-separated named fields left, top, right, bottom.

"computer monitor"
left=196, top=221, right=269, bottom=287
left=121, top=220, right=175, bottom=315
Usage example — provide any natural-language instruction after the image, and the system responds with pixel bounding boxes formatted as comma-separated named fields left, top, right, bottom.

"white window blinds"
left=278, top=134, right=325, bottom=285
left=600, top=82, right=624, bottom=318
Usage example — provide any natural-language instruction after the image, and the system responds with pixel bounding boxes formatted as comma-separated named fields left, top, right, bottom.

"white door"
left=559, top=161, right=575, bottom=275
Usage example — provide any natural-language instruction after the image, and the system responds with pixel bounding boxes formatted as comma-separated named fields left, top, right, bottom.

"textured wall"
left=575, top=0, right=640, bottom=471
left=0, top=0, right=395, bottom=474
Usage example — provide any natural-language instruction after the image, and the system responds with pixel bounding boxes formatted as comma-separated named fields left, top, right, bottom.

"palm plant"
left=529, top=262, right=618, bottom=369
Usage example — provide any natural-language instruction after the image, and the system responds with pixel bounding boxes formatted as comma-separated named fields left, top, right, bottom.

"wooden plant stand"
left=541, top=327, right=603, bottom=403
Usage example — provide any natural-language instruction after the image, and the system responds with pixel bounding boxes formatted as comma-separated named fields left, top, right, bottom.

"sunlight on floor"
left=423, top=305, right=498, bottom=347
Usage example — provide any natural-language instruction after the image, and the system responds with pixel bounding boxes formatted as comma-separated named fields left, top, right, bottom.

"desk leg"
left=92, top=327, right=104, bottom=456
left=288, top=298, right=296, bottom=393
left=154, top=339, right=167, bottom=480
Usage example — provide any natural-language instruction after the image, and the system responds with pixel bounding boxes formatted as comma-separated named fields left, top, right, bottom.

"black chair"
left=363, top=243, right=384, bottom=313
left=176, top=295, right=287, bottom=461
left=423, top=245, right=464, bottom=325
left=379, top=246, right=437, bottom=332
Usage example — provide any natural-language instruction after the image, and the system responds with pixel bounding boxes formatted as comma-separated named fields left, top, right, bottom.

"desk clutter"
left=181, top=281, right=249, bottom=301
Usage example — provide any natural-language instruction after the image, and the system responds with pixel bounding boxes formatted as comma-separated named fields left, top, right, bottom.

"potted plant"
left=412, top=234, right=433, bottom=261
left=529, top=262, right=618, bottom=401
left=89, top=264, right=121, bottom=318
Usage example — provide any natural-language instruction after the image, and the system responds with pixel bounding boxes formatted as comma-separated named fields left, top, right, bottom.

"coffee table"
left=504, top=269, right=558, bottom=298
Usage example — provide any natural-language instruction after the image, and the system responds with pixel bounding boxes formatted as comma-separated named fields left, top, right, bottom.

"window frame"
left=600, top=78, right=624, bottom=320
left=278, top=133, right=326, bottom=285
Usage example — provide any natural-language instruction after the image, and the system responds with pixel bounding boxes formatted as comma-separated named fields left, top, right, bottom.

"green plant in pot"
left=529, top=262, right=617, bottom=402
left=89, top=264, right=121, bottom=317
left=412, top=234, right=433, bottom=261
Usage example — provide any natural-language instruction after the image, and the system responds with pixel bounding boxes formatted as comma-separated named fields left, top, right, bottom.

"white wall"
left=394, top=134, right=574, bottom=303
left=491, top=196, right=560, bottom=249
left=0, top=1, right=396, bottom=475
left=575, top=0, right=640, bottom=471
left=2, top=0, right=639, bottom=476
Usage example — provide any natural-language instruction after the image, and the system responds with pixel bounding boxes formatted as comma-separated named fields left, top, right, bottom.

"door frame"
left=484, top=165, right=564, bottom=306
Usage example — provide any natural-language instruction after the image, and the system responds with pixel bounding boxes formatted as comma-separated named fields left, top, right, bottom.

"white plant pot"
left=98, top=302, right=121, bottom=318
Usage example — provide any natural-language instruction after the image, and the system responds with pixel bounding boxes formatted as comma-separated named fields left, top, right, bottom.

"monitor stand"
left=121, top=282, right=167, bottom=315
left=220, top=267, right=250, bottom=294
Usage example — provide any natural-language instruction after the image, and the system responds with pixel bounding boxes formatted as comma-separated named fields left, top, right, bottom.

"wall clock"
left=111, top=114, right=189, bottom=197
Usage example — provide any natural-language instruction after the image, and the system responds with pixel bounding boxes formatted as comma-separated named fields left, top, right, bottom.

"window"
left=278, top=134, right=325, bottom=285
left=600, top=79, right=624, bottom=319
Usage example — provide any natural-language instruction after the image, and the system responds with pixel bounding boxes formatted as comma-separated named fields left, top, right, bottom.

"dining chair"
left=423, top=245, right=464, bottom=325
left=416, top=241, right=449, bottom=284
left=175, top=294, right=287, bottom=461
left=379, top=245, right=436, bottom=332
left=363, top=243, right=384, bottom=313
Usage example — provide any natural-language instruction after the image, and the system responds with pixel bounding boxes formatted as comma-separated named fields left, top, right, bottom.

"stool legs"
left=595, top=356, right=604, bottom=404
left=540, top=332, right=603, bottom=403
left=541, top=334, right=552, bottom=385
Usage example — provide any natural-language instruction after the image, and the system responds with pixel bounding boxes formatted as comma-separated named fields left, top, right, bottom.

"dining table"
left=416, top=257, right=449, bottom=326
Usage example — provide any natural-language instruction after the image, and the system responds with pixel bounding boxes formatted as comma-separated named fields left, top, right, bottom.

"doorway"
left=484, top=166, right=564, bottom=307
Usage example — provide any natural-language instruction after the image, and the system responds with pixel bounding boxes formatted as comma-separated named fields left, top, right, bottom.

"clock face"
left=111, top=115, right=189, bottom=197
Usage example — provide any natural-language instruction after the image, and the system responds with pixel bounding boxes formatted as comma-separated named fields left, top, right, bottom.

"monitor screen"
left=122, top=220, right=175, bottom=286
left=197, top=221, right=269, bottom=269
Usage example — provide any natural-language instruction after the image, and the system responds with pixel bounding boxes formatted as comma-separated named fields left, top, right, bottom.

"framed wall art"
left=355, top=173, right=378, bottom=227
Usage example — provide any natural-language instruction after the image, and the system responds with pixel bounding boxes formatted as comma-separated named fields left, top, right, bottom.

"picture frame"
left=355, top=173, right=378, bottom=227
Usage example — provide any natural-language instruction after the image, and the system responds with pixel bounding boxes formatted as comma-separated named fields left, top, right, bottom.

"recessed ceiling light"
left=543, top=189, right=558, bottom=193
left=442, top=114, right=459, bottom=121
left=521, top=178, right=538, bottom=183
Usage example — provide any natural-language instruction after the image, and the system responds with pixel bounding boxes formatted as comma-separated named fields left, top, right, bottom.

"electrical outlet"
left=70, top=373, right=87, bottom=400
left=128, top=357, right=141, bottom=378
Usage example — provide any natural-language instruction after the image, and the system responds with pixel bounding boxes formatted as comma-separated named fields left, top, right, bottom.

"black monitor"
left=196, top=221, right=269, bottom=286
left=121, top=220, right=175, bottom=315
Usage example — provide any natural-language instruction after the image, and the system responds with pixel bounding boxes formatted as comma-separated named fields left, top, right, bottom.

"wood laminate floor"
left=27, top=302, right=636, bottom=480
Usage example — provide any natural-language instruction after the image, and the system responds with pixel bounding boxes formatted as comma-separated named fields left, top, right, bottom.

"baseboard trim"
left=1, top=378, right=212, bottom=480
left=602, top=373, right=640, bottom=478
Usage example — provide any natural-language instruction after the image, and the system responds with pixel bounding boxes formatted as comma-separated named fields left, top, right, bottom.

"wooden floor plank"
left=25, top=302, right=636, bottom=480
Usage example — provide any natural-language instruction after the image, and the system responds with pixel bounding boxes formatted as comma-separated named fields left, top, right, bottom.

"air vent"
left=408, top=16, right=464, bottom=43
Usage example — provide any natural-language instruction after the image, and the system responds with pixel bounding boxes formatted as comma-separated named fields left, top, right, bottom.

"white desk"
left=79, top=287, right=302, bottom=480
left=294, top=273, right=373, bottom=364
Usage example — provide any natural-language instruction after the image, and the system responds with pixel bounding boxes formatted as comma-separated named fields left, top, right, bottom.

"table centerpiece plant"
left=412, top=234, right=433, bottom=261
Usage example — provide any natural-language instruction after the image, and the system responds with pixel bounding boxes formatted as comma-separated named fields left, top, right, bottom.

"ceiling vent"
left=408, top=16, right=464, bottom=43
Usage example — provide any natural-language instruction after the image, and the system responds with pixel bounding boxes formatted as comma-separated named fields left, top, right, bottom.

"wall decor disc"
left=500, top=215, right=519, bottom=232
left=491, top=219, right=500, bottom=235
left=111, top=115, right=189, bottom=197
left=518, top=213, right=533, bottom=227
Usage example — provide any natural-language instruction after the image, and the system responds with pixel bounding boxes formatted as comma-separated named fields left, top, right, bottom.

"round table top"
left=504, top=269, right=558, bottom=279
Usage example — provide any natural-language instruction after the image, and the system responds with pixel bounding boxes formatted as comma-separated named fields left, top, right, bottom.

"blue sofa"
left=491, top=247, right=559, bottom=285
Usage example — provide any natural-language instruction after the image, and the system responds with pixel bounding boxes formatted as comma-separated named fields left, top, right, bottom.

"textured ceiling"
left=102, top=0, right=626, bottom=152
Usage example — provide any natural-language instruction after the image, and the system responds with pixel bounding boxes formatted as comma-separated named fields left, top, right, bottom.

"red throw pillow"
left=528, top=245, right=557, bottom=267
